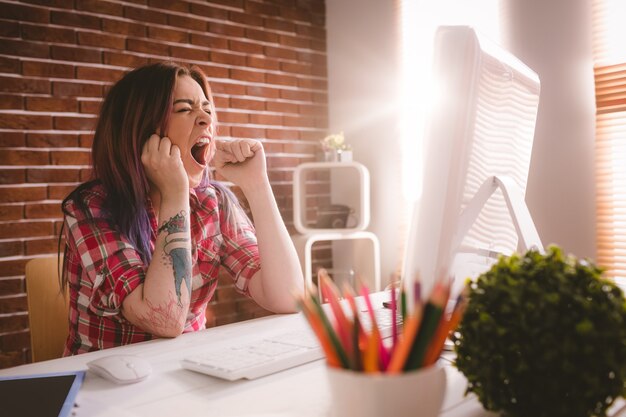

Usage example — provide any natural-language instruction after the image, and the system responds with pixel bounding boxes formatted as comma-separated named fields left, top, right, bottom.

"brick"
left=0, top=204, right=24, bottom=221
left=76, top=65, right=126, bottom=83
left=77, top=0, right=124, bottom=16
left=51, top=45, right=102, bottom=63
left=210, top=82, right=246, bottom=96
left=250, top=113, right=282, bottom=125
left=217, top=111, right=248, bottom=124
left=189, top=33, right=228, bottom=50
left=0, top=114, right=52, bottom=130
left=230, top=97, right=266, bottom=111
left=25, top=202, right=63, bottom=219
left=0, top=295, right=28, bottom=314
left=246, top=1, right=280, bottom=16
left=229, top=10, right=263, bottom=27
left=78, top=31, right=125, bottom=50
left=231, top=126, right=265, bottom=139
left=247, top=56, right=280, bottom=71
left=0, top=19, right=20, bottom=37
left=148, top=26, right=188, bottom=43
left=247, top=85, right=280, bottom=99
left=0, top=76, right=49, bottom=95
left=51, top=10, right=100, bottom=29
left=101, top=17, right=145, bottom=37
left=190, top=3, right=228, bottom=20
left=0, top=241, right=23, bottom=257
left=0, top=56, right=20, bottom=73
left=26, top=96, right=78, bottom=112
left=208, top=22, right=245, bottom=37
left=264, top=45, right=297, bottom=60
left=246, top=28, right=279, bottom=43
left=79, top=99, right=101, bottom=115
left=53, top=115, right=96, bottom=131
left=53, top=81, right=102, bottom=97
left=167, top=14, right=207, bottom=32
left=21, top=23, right=75, bottom=43
left=79, top=134, right=93, bottom=148
left=280, top=88, right=312, bottom=101
left=266, top=100, right=298, bottom=113
left=127, top=38, right=169, bottom=55
left=103, top=51, right=149, bottom=68
left=80, top=168, right=93, bottom=181
left=196, top=64, right=229, bottom=79
left=0, top=39, right=49, bottom=58
left=0, top=312, right=29, bottom=333
left=26, top=133, right=79, bottom=148
left=265, top=128, right=299, bottom=140
left=148, top=0, right=189, bottom=12
left=0, top=331, right=30, bottom=351
left=0, top=220, right=55, bottom=238
left=0, top=278, right=24, bottom=297
left=0, top=94, right=23, bottom=110
left=210, top=51, right=246, bottom=67
left=0, top=168, right=25, bottom=184
left=265, top=17, right=296, bottom=33
left=311, top=38, right=325, bottom=52
left=0, top=349, right=28, bottom=369
left=281, top=7, right=311, bottom=22
left=0, top=2, right=49, bottom=23
left=123, top=5, right=168, bottom=25
left=27, top=168, right=81, bottom=183
left=0, top=186, right=47, bottom=203
left=25, top=237, right=58, bottom=255
left=229, top=68, right=264, bottom=83
left=169, top=45, right=209, bottom=61
left=22, top=60, right=75, bottom=79
left=283, top=114, right=316, bottom=128
left=281, top=61, right=311, bottom=75
left=210, top=0, right=243, bottom=7
left=49, top=184, right=77, bottom=200
left=266, top=73, right=298, bottom=87
left=0, top=131, right=25, bottom=147
left=50, top=150, right=91, bottom=165
left=228, top=39, right=264, bottom=55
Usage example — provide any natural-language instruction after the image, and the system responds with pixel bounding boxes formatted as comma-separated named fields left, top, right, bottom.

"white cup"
left=326, top=365, right=446, bottom=417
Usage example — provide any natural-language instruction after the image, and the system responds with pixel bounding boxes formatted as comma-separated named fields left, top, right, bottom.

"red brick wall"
left=0, top=0, right=328, bottom=368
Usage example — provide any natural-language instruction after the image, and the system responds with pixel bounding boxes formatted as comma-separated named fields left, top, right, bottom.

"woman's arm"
left=213, top=139, right=304, bottom=313
left=121, top=135, right=192, bottom=337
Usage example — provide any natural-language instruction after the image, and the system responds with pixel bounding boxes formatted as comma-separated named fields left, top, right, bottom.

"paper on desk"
left=72, top=393, right=138, bottom=417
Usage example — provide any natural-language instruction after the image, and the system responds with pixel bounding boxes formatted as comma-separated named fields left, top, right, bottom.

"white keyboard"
left=181, top=306, right=401, bottom=381
left=181, top=330, right=323, bottom=381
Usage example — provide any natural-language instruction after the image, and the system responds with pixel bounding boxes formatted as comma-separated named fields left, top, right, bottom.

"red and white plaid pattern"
left=62, top=183, right=260, bottom=355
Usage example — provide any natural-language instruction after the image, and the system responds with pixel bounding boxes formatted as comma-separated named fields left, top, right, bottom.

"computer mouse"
left=87, top=354, right=152, bottom=385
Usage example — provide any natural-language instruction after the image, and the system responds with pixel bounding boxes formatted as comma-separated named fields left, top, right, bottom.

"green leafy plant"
left=453, top=245, right=626, bottom=417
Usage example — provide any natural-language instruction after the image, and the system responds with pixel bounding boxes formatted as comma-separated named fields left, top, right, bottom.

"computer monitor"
left=403, top=26, right=543, bottom=300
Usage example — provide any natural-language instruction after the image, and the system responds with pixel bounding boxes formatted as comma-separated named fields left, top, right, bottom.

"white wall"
left=500, top=0, right=596, bottom=258
left=325, top=0, right=597, bottom=283
left=326, top=0, right=403, bottom=283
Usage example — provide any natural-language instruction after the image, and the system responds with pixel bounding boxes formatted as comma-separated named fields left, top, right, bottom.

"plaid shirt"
left=62, top=183, right=260, bottom=355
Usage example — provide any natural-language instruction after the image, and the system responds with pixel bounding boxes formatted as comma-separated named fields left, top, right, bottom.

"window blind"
left=593, top=0, right=626, bottom=285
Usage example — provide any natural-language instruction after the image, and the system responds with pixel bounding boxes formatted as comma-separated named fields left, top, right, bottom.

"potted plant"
left=320, top=132, right=352, bottom=162
left=453, top=245, right=626, bottom=417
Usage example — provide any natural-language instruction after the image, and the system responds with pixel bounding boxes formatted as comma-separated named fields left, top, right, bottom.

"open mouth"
left=191, top=137, right=210, bottom=166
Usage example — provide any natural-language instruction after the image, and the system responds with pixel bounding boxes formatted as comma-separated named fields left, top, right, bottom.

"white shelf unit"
left=292, top=162, right=370, bottom=234
left=291, top=162, right=380, bottom=294
left=292, top=231, right=381, bottom=296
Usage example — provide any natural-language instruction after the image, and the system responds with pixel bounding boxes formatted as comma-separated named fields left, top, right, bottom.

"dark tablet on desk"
left=0, top=370, right=85, bottom=417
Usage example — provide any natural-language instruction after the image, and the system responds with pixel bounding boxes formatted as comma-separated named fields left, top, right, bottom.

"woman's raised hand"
left=212, top=139, right=267, bottom=189
left=141, top=134, right=189, bottom=198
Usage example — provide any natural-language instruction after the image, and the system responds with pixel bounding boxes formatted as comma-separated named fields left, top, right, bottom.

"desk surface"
left=1, top=302, right=623, bottom=417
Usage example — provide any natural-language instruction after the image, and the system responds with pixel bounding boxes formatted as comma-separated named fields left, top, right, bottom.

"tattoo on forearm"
left=159, top=211, right=192, bottom=306
left=126, top=293, right=183, bottom=334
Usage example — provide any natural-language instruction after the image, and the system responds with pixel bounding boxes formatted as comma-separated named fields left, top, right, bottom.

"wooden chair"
left=25, top=256, right=69, bottom=362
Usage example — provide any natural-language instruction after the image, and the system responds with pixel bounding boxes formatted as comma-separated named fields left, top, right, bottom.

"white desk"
left=1, top=305, right=623, bottom=417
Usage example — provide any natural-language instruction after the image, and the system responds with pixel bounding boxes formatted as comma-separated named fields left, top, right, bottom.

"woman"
left=61, top=62, right=304, bottom=355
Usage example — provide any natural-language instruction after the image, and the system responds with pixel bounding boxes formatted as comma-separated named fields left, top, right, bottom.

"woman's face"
left=166, top=75, right=215, bottom=188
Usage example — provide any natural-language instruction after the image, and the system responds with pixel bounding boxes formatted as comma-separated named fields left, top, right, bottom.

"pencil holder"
left=326, top=364, right=446, bottom=417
